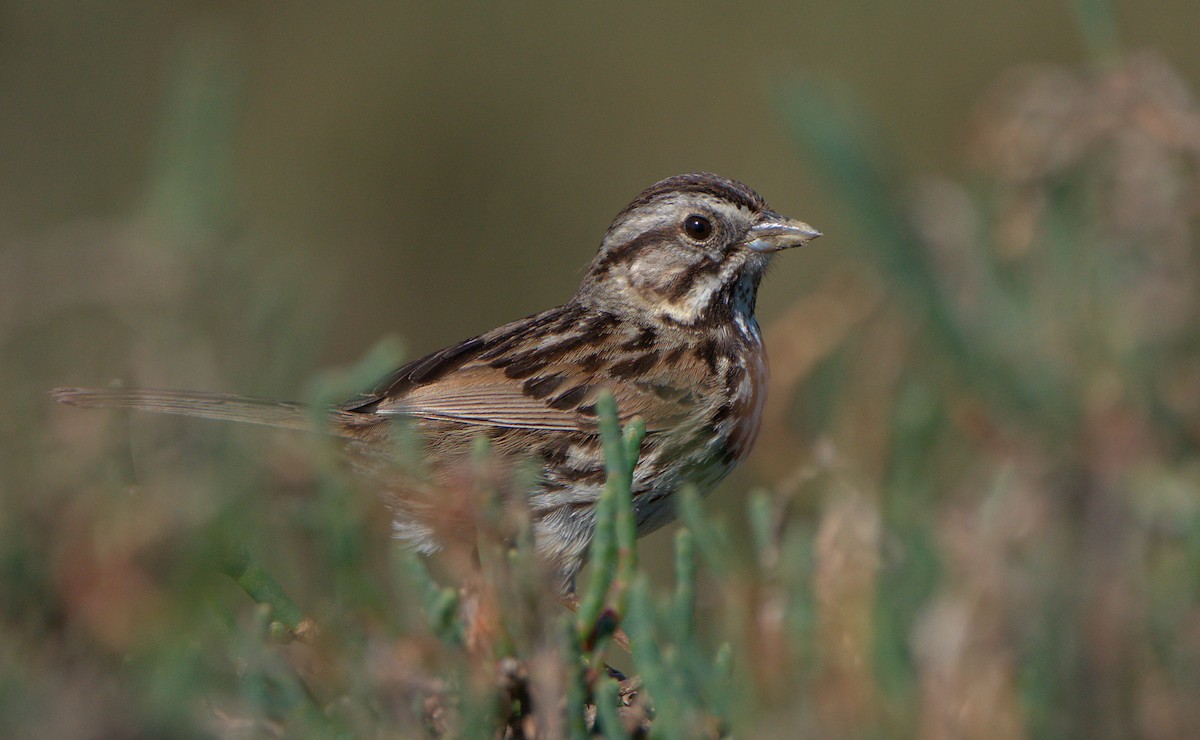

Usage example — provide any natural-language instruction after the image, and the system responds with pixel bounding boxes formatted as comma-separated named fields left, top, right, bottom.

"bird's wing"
left=368, top=362, right=692, bottom=433
left=340, top=306, right=700, bottom=434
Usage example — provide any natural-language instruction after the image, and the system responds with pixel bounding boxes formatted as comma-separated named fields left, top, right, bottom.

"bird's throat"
left=648, top=260, right=764, bottom=330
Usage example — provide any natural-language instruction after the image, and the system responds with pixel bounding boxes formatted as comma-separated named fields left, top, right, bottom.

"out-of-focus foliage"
left=4, top=4, right=1200, bottom=738
left=769, top=47, right=1200, bottom=738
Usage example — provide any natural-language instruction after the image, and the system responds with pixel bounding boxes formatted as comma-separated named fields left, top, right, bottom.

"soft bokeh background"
left=4, top=2, right=1200, bottom=737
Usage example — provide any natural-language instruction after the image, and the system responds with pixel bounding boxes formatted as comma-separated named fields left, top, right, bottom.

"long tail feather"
left=51, top=387, right=319, bottom=432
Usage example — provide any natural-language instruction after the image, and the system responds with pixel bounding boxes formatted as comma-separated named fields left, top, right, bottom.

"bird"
left=52, top=172, right=820, bottom=593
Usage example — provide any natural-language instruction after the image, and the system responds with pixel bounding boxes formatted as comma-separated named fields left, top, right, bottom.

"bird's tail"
left=51, top=387, right=320, bottom=432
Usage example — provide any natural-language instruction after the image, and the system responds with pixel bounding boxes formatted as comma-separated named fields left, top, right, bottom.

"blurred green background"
left=3, top=1, right=1195, bottom=365
left=4, top=1, right=1200, bottom=737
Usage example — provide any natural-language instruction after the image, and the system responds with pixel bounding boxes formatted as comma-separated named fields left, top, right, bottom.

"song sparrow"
left=53, top=173, right=820, bottom=591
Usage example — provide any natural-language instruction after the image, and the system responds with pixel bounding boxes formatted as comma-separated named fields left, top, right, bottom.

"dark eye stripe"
left=589, top=225, right=677, bottom=275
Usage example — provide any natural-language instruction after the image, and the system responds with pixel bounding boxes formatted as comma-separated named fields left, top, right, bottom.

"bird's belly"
left=629, top=430, right=739, bottom=536
left=630, top=350, right=768, bottom=536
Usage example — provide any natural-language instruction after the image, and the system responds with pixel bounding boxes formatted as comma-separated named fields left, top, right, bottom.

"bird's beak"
left=744, top=215, right=822, bottom=253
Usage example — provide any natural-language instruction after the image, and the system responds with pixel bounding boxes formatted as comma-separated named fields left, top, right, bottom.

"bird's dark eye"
left=682, top=214, right=713, bottom=241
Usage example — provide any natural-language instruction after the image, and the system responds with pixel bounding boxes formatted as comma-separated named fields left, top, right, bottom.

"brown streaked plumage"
left=52, top=173, right=820, bottom=591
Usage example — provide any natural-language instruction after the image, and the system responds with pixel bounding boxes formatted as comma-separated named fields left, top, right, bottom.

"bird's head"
left=576, top=173, right=820, bottom=328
